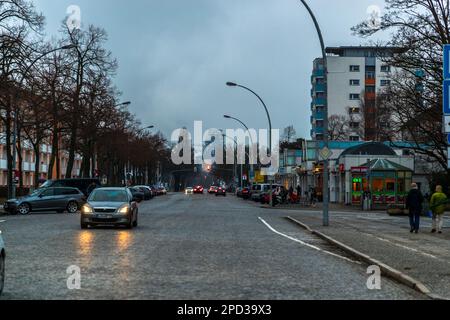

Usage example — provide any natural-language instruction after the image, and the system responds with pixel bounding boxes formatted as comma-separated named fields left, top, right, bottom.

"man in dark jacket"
left=406, top=183, right=424, bottom=234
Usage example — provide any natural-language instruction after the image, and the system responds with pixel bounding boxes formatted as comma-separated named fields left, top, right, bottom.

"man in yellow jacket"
left=430, top=185, right=448, bottom=234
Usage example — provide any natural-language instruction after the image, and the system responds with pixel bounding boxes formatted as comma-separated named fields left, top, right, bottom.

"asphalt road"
left=0, top=193, right=424, bottom=300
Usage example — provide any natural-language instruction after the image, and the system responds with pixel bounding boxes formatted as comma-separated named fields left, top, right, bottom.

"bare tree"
left=353, top=0, right=449, bottom=171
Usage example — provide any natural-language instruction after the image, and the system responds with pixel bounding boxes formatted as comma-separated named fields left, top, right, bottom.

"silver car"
left=80, top=188, right=139, bottom=229
left=3, top=187, right=85, bottom=215
left=0, top=231, right=5, bottom=296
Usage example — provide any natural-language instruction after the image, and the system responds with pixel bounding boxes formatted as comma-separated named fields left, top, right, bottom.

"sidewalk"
left=287, top=209, right=450, bottom=299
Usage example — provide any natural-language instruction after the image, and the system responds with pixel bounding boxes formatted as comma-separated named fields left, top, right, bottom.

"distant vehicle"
left=241, top=187, right=251, bottom=200
left=215, top=187, right=227, bottom=197
left=135, top=186, right=152, bottom=200
left=128, top=187, right=144, bottom=203
left=40, top=179, right=101, bottom=196
left=148, top=186, right=157, bottom=197
left=80, top=188, right=139, bottom=229
left=236, top=188, right=243, bottom=197
left=193, top=186, right=204, bottom=194
left=208, top=186, right=218, bottom=194
left=0, top=231, right=5, bottom=296
left=158, top=186, right=168, bottom=195
left=185, top=187, right=194, bottom=195
left=3, top=187, right=85, bottom=215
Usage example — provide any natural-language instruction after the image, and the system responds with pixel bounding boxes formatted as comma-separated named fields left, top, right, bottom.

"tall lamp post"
left=299, top=0, right=330, bottom=226
left=226, top=82, right=274, bottom=206
left=10, top=44, right=76, bottom=199
left=224, top=115, right=255, bottom=186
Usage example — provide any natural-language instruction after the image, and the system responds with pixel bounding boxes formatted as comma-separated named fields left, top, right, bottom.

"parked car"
left=148, top=186, right=158, bottom=197
left=156, top=186, right=167, bottom=196
left=3, top=187, right=85, bottom=215
left=39, top=178, right=102, bottom=196
left=241, top=187, right=251, bottom=200
left=193, top=186, right=204, bottom=194
left=208, top=186, right=218, bottom=194
left=135, top=186, right=153, bottom=200
left=0, top=231, right=5, bottom=296
left=128, top=187, right=144, bottom=203
left=236, top=188, right=243, bottom=197
left=185, top=187, right=194, bottom=195
left=80, top=188, right=139, bottom=229
left=215, top=187, right=227, bottom=197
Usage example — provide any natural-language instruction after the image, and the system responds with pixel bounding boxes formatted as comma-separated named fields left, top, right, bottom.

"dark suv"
left=40, top=179, right=102, bottom=196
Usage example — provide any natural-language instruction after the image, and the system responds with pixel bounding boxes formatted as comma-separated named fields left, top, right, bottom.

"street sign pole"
left=444, top=45, right=450, bottom=169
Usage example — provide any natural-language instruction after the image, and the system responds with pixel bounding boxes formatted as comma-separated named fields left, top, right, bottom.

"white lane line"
left=258, top=217, right=360, bottom=265
left=0, top=220, right=6, bottom=223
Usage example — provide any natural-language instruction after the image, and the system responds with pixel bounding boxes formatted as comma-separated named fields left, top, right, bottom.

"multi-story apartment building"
left=310, top=46, right=401, bottom=142
left=0, top=141, right=82, bottom=188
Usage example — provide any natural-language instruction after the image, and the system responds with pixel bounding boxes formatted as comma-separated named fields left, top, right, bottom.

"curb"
left=285, top=216, right=448, bottom=300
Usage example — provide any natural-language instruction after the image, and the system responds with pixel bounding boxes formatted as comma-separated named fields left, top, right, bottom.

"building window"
left=350, top=79, right=360, bottom=86
left=381, top=65, right=391, bottom=73
left=350, top=65, right=360, bottom=72
left=366, top=71, right=376, bottom=79
left=349, top=136, right=360, bottom=142
left=365, top=86, right=376, bottom=93
left=316, top=120, right=324, bottom=127
left=349, top=94, right=360, bottom=100
left=380, top=79, right=391, bottom=86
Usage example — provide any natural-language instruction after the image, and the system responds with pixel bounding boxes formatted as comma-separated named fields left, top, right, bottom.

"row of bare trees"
left=0, top=1, right=169, bottom=197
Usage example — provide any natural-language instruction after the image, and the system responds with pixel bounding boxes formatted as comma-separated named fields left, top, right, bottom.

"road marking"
left=258, top=217, right=360, bottom=264
left=0, top=220, right=6, bottom=223
left=364, top=233, right=438, bottom=259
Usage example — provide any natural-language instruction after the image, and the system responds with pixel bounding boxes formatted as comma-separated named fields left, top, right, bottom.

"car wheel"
left=0, top=253, right=5, bottom=296
left=67, top=201, right=78, bottom=214
left=81, top=222, right=89, bottom=229
left=17, top=203, right=31, bottom=215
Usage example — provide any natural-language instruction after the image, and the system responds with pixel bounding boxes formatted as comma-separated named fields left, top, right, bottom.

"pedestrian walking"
left=406, top=183, right=424, bottom=234
left=430, top=185, right=448, bottom=234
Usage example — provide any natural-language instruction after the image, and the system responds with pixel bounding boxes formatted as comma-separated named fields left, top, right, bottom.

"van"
left=40, top=179, right=102, bottom=196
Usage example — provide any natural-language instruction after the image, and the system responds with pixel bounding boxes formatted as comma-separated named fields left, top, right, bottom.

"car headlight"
left=81, top=205, right=94, bottom=214
left=118, top=205, right=130, bottom=214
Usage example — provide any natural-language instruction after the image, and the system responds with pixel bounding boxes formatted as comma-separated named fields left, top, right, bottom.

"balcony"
left=314, top=83, right=325, bottom=92
left=313, top=69, right=325, bottom=77
left=313, top=97, right=326, bottom=106
left=315, top=127, right=324, bottom=134
left=315, top=111, right=325, bottom=120
left=365, top=78, right=376, bottom=85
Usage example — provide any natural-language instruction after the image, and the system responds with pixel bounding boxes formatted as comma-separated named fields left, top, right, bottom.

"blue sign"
left=444, top=80, right=450, bottom=115
left=444, top=45, right=450, bottom=79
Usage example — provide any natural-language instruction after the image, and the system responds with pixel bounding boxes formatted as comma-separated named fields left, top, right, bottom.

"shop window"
left=372, top=178, right=384, bottom=193
left=386, top=179, right=396, bottom=192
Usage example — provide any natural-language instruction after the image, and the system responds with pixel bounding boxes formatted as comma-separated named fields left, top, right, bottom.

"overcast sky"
left=34, top=0, right=387, bottom=140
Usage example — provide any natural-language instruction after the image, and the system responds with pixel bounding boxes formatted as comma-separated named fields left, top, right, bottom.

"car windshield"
left=89, top=189, right=128, bottom=202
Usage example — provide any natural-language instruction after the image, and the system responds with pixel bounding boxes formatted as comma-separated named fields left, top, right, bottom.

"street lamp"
left=10, top=44, right=75, bottom=199
left=226, top=82, right=274, bottom=206
left=299, top=0, right=330, bottom=226
left=223, top=114, right=255, bottom=186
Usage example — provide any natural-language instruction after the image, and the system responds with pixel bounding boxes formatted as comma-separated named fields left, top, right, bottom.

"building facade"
left=0, top=141, right=82, bottom=188
left=311, top=46, right=401, bottom=142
